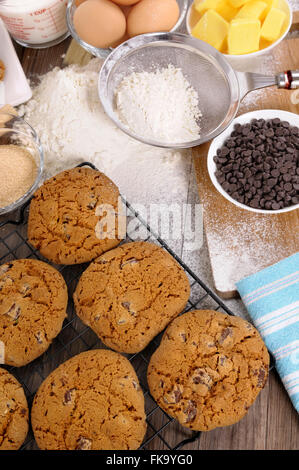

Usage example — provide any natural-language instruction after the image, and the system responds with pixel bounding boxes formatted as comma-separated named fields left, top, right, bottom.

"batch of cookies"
left=0, top=166, right=270, bottom=450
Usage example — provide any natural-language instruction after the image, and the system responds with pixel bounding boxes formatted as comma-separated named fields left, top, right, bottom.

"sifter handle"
left=236, top=70, right=299, bottom=100
left=276, top=70, right=299, bottom=89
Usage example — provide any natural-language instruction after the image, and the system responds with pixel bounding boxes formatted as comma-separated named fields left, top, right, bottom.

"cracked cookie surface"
left=73, top=241, right=190, bottom=354
left=28, top=167, right=123, bottom=265
left=147, top=310, right=269, bottom=431
left=0, top=368, right=29, bottom=450
left=31, top=349, right=146, bottom=450
left=0, top=259, right=68, bottom=367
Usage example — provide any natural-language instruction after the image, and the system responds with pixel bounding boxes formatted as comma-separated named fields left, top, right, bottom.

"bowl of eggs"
left=67, top=0, right=189, bottom=58
left=186, top=0, right=292, bottom=67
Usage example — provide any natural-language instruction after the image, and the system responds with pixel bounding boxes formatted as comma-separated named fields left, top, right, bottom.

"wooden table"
left=8, top=35, right=299, bottom=451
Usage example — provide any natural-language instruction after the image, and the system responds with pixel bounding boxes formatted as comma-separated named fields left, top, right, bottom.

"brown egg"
left=110, top=31, right=130, bottom=48
left=127, top=0, right=180, bottom=38
left=112, top=0, right=140, bottom=5
left=73, top=0, right=126, bottom=48
left=75, top=0, right=87, bottom=6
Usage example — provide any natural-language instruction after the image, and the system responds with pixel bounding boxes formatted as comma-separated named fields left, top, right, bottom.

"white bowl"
left=207, top=109, right=299, bottom=215
left=186, top=0, right=292, bottom=68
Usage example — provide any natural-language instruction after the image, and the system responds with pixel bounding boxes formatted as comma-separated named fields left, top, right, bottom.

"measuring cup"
left=99, top=32, right=299, bottom=149
left=0, top=0, right=69, bottom=48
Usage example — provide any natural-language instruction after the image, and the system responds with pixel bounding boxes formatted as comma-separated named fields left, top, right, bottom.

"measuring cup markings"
left=0, top=0, right=68, bottom=46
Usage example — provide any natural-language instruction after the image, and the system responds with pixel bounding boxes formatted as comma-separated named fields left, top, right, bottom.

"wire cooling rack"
left=0, top=162, right=238, bottom=451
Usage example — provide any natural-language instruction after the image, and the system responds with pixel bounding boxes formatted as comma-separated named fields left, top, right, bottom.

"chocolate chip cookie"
left=0, top=368, right=29, bottom=450
left=31, top=350, right=146, bottom=450
left=0, top=259, right=68, bottom=367
left=28, top=167, right=124, bottom=265
left=147, top=310, right=269, bottom=431
left=73, top=241, right=190, bottom=354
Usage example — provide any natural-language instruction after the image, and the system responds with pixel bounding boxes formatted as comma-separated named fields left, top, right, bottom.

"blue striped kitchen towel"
left=237, top=252, right=299, bottom=413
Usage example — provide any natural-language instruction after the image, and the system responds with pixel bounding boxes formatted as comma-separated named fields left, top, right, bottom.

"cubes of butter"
left=228, top=18, right=260, bottom=54
left=228, top=0, right=251, bottom=8
left=190, top=0, right=288, bottom=55
left=216, top=0, right=239, bottom=21
left=194, top=0, right=223, bottom=14
left=195, top=0, right=239, bottom=21
left=191, top=9, right=229, bottom=51
left=235, top=1, right=267, bottom=20
left=261, top=7, right=286, bottom=41
left=262, top=0, right=279, bottom=19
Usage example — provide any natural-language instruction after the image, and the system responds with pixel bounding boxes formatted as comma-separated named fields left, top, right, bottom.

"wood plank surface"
left=5, top=14, right=299, bottom=450
left=193, top=37, right=299, bottom=299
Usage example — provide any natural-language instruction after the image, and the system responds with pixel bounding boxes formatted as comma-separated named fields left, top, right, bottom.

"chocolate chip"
left=121, top=258, right=138, bottom=268
left=63, top=388, right=76, bottom=405
left=218, top=327, right=233, bottom=344
left=35, top=331, right=43, bottom=344
left=219, top=355, right=226, bottom=366
left=63, top=390, right=72, bottom=404
left=5, top=303, right=21, bottom=322
left=76, top=436, right=92, bottom=450
left=284, top=182, right=292, bottom=191
left=87, top=199, right=97, bottom=209
left=283, top=174, right=292, bottom=182
left=257, top=368, right=267, bottom=388
left=121, top=301, right=136, bottom=317
left=121, top=302, right=131, bottom=310
left=20, top=408, right=27, bottom=417
left=270, top=169, right=280, bottom=178
left=20, top=283, right=31, bottom=296
left=132, top=380, right=139, bottom=390
left=271, top=202, right=280, bottom=210
left=192, top=368, right=212, bottom=388
left=221, top=147, right=230, bottom=156
left=173, top=389, right=182, bottom=403
left=0, top=264, right=12, bottom=275
left=184, top=401, right=197, bottom=423
left=179, top=333, right=186, bottom=342
left=164, top=386, right=183, bottom=404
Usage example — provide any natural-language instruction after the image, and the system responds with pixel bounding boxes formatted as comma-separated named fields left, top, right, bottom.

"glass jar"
left=0, top=112, right=44, bottom=215
left=0, top=0, right=69, bottom=48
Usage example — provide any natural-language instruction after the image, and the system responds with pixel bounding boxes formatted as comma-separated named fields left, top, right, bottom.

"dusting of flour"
left=115, top=65, right=201, bottom=143
left=19, top=59, right=192, bottom=206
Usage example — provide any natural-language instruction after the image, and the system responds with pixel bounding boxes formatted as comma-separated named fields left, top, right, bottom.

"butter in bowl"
left=186, top=0, right=292, bottom=60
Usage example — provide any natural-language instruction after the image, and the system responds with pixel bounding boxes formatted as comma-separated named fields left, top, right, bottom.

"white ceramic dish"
left=0, top=18, right=32, bottom=106
left=186, top=0, right=292, bottom=68
left=207, top=109, right=299, bottom=215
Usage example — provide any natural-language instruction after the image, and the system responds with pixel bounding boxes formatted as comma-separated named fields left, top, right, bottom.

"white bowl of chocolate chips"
left=208, top=109, right=299, bottom=214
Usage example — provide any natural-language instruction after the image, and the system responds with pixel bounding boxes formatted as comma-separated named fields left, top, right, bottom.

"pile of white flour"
left=19, top=59, right=191, bottom=205
left=115, top=65, right=201, bottom=143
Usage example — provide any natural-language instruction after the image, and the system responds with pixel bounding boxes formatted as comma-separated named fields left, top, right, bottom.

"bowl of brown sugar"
left=0, top=112, right=44, bottom=216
